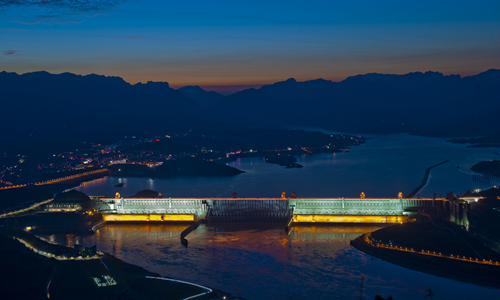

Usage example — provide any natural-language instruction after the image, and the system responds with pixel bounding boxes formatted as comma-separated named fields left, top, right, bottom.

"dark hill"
left=0, top=71, right=222, bottom=155
left=53, top=190, right=90, bottom=203
left=177, top=85, right=224, bottom=108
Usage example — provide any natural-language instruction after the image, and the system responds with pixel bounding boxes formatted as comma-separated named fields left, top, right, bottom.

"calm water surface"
left=76, top=133, right=500, bottom=198
left=67, top=133, right=500, bottom=299
left=47, top=224, right=500, bottom=300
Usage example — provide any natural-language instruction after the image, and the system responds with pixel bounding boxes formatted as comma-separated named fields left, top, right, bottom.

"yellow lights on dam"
left=102, top=214, right=195, bottom=222
left=293, top=215, right=408, bottom=224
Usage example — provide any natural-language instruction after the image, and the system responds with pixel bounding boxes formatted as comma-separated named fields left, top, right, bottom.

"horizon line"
left=2, top=68, right=498, bottom=95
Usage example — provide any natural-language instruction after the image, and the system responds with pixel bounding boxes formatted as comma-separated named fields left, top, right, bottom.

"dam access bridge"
left=95, top=196, right=437, bottom=224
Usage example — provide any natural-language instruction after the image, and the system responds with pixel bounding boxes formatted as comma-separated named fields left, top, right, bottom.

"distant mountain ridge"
left=177, top=85, right=224, bottom=108
left=210, top=69, right=500, bottom=137
left=1, top=69, right=500, bottom=156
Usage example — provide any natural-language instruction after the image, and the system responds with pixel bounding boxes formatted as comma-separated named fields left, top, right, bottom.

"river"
left=76, top=133, right=500, bottom=198
left=46, top=224, right=500, bottom=300
left=60, top=133, right=500, bottom=299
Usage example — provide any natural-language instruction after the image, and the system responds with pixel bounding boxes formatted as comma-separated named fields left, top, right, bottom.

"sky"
left=1, top=0, right=500, bottom=94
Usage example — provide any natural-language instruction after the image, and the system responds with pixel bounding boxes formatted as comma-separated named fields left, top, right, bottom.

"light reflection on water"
left=46, top=224, right=500, bottom=300
left=68, top=133, right=500, bottom=299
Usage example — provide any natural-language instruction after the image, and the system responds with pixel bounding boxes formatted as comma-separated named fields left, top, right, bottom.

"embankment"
left=406, top=160, right=448, bottom=198
left=351, top=234, right=500, bottom=288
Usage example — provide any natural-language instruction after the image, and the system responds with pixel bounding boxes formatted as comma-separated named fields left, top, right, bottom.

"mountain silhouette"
left=177, top=85, right=224, bottom=108
left=2, top=69, right=500, bottom=156
left=209, top=69, right=500, bottom=136
left=0, top=71, right=219, bottom=154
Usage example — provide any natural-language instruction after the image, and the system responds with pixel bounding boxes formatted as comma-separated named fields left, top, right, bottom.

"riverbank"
left=0, top=230, right=242, bottom=300
left=351, top=223, right=500, bottom=289
left=471, top=160, right=500, bottom=177
left=0, top=170, right=109, bottom=212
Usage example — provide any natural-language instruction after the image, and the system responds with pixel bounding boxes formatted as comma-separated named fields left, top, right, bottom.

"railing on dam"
left=96, top=197, right=435, bottom=218
left=289, top=198, right=434, bottom=216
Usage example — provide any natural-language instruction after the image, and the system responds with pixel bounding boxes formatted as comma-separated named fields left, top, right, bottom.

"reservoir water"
left=62, top=133, right=500, bottom=299
left=47, top=224, right=500, bottom=300
left=76, top=133, right=500, bottom=198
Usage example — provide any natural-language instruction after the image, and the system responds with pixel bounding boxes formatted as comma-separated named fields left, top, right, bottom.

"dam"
left=94, top=195, right=437, bottom=224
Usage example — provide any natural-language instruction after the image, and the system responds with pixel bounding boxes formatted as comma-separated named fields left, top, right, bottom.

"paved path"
left=47, top=266, right=57, bottom=299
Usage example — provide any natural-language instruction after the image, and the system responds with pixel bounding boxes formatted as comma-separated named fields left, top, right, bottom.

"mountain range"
left=210, top=70, right=500, bottom=136
left=177, top=85, right=223, bottom=108
left=1, top=69, right=500, bottom=154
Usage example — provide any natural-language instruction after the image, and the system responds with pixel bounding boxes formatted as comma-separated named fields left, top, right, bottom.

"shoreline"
left=350, top=234, right=500, bottom=289
left=2, top=229, right=242, bottom=300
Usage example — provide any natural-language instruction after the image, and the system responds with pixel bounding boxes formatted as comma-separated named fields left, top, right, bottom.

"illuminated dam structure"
left=96, top=197, right=436, bottom=224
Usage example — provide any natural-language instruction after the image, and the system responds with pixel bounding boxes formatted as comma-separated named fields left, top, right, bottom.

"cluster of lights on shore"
left=0, top=169, right=108, bottom=190
left=13, top=237, right=100, bottom=261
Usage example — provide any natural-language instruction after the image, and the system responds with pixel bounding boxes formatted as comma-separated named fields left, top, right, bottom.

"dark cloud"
left=3, top=49, right=20, bottom=55
left=0, top=0, right=127, bottom=23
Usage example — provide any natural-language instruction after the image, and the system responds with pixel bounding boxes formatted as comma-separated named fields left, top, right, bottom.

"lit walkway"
left=364, top=233, right=500, bottom=266
left=14, top=237, right=101, bottom=261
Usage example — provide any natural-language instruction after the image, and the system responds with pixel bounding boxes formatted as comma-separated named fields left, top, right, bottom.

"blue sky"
left=1, top=0, right=499, bottom=93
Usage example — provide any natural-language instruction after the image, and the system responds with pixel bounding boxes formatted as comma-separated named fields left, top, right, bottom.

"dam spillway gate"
left=207, top=199, right=293, bottom=223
